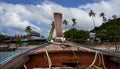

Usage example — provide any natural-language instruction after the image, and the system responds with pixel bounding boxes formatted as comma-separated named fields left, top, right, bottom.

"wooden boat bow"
left=0, top=42, right=119, bottom=69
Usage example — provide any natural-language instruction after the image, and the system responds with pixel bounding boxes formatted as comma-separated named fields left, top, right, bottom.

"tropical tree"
left=112, top=14, right=117, bottom=19
left=99, top=12, right=105, bottom=22
left=103, top=16, right=107, bottom=23
left=63, top=19, right=68, bottom=29
left=0, top=34, right=6, bottom=42
left=51, top=21, right=54, bottom=26
left=89, top=10, right=96, bottom=29
left=89, top=10, right=96, bottom=43
left=99, top=12, right=105, bottom=17
left=72, top=18, right=77, bottom=28
left=16, top=39, right=23, bottom=46
left=64, top=28, right=89, bottom=43
left=94, top=18, right=120, bottom=42
left=99, top=12, right=107, bottom=23
left=25, top=26, right=32, bottom=38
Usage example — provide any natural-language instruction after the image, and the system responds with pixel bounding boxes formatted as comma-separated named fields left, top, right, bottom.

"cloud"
left=0, top=0, right=120, bottom=37
left=79, top=0, right=120, bottom=18
left=0, top=3, right=42, bottom=35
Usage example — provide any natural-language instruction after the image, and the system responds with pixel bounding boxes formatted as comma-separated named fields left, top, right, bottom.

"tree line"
left=63, top=10, right=120, bottom=43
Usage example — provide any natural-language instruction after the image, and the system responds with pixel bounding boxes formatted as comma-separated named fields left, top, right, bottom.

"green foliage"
left=89, top=10, right=95, bottom=17
left=0, top=34, right=6, bottom=40
left=93, top=18, right=120, bottom=41
left=25, top=26, right=32, bottom=38
left=72, top=18, right=77, bottom=27
left=64, top=28, right=89, bottom=42
left=89, top=10, right=96, bottom=29
left=99, top=12, right=107, bottom=23
left=63, top=20, right=68, bottom=28
left=16, top=39, right=23, bottom=46
left=0, top=34, right=10, bottom=42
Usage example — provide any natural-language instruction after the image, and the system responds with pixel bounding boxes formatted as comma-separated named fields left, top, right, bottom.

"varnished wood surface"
left=0, top=42, right=120, bottom=69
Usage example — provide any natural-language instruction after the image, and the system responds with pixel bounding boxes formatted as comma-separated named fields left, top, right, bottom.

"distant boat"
left=0, top=44, right=17, bottom=51
left=0, top=45, right=9, bottom=51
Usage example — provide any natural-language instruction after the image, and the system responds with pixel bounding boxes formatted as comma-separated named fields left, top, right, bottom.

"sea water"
left=0, top=48, right=32, bottom=65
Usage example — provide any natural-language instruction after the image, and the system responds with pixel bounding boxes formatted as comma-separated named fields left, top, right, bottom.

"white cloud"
left=0, top=3, right=42, bottom=35
left=79, top=0, right=120, bottom=18
left=0, top=0, right=120, bottom=37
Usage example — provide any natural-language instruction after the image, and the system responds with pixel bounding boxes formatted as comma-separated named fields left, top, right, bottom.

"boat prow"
left=0, top=42, right=120, bottom=69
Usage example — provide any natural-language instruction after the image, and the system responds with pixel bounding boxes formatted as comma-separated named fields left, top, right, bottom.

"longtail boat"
left=0, top=45, right=9, bottom=51
left=0, top=13, right=120, bottom=69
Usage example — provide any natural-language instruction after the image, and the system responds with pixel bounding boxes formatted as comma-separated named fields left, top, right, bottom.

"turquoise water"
left=0, top=48, right=32, bottom=65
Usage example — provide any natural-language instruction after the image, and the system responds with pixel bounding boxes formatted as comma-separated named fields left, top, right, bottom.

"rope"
left=88, top=51, right=107, bottom=69
left=61, top=43, right=107, bottom=69
left=100, top=52, right=107, bottom=69
left=70, top=48, right=79, bottom=67
left=45, top=50, right=52, bottom=69
left=24, top=65, right=27, bottom=69
left=89, top=51, right=98, bottom=68
left=97, top=52, right=101, bottom=66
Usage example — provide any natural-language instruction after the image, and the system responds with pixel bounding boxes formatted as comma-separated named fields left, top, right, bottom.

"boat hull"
left=0, top=43, right=120, bottom=69
left=24, top=50, right=120, bottom=69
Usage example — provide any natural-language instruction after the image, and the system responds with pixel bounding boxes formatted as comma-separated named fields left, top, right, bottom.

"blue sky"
left=0, top=0, right=101, bottom=7
left=0, top=0, right=120, bottom=37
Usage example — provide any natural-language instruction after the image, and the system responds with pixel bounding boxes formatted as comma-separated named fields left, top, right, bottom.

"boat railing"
left=70, top=41, right=120, bottom=58
left=0, top=42, right=49, bottom=66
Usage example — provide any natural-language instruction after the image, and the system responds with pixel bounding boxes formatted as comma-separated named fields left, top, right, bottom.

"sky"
left=0, top=0, right=120, bottom=37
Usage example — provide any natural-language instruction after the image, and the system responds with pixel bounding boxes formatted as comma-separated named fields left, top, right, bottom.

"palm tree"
left=25, top=26, right=31, bottom=38
left=51, top=21, right=54, bottom=26
left=100, top=12, right=107, bottom=23
left=89, top=10, right=96, bottom=43
left=103, top=16, right=107, bottom=23
left=63, top=19, right=68, bottom=29
left=112, top=15, right=117, bottom=19
left=89, top=10, right=96, bottom=29
left=100, top=12, right=105, bottom=17
left=72, top=18, right=77, bottom=28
